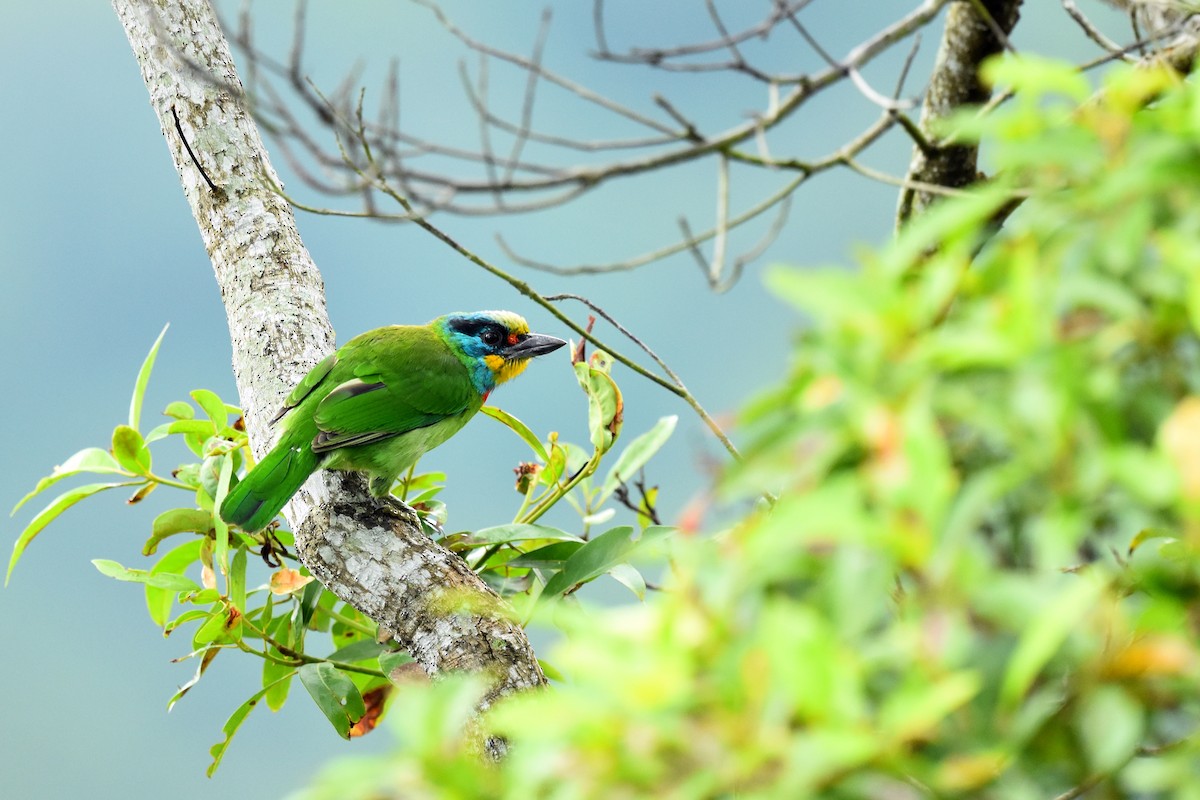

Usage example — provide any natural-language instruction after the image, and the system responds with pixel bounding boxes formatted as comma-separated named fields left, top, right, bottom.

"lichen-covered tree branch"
left=110, top=0, right=545, bottom=723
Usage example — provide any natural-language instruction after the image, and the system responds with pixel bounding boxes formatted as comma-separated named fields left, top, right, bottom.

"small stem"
left=510, top=484, right=537, bottom=524
left=146, top=472, right=196, bottom=492
left=237, top=640, right=300, bottom=667
left=399, top=463, right=417, bottom=502
left=242, top=615, right=384, bottom=677
left=520, top=455, right=601, bottom=524
left=315, top=604, right=377, bottom=638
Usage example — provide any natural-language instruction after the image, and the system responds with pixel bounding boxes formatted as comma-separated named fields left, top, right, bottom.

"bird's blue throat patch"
left=435, top=312, right=529, bottom=396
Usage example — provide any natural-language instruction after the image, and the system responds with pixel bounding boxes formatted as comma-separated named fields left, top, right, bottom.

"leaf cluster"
left=8, top=325, right=676, bottom=773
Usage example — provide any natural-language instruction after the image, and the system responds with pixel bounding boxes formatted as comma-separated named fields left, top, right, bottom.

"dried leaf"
left=348, top=685, right=392, bottom=738
left=270, top=567, right=315, bottom=595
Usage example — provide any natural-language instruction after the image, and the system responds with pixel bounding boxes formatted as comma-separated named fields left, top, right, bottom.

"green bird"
left=220, top=310, right=566, bottom=532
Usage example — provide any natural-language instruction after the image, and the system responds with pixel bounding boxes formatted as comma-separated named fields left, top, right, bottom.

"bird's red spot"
left=482, top=390, right=492, bottom=403
left=507, top=332, right=520, bottom=346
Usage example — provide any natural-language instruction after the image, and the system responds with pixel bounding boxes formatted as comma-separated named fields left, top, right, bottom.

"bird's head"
left=435, top=310, right=567, bottom=395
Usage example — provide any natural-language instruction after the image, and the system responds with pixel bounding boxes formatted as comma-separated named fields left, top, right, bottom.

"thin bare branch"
left=711, top=154, right=730, bottom=285
left=544, top=294, right=742, bottom=460
left=503, top=9, right=552, bottom=185
left=1062, top=0, right=1127, bottom=55
left=500, top=110, right=898, bottom=277
left=716, top=195, right=792, bottom=294
left=410, top=0, right=680, bottom=137
left=591, top=0, right=609, bottom=55
left=240, top=0, right=952, bottom=211
left=595, top=0, right=814, bottom=63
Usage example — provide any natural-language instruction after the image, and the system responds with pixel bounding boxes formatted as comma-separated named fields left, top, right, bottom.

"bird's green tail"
left=220, top=435, right=321, bottom=532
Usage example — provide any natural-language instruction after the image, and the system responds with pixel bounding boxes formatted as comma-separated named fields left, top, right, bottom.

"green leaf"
left=229, top=547, right=247, bottom=613
left=505, top=541, right=585, bottom=570
left=7, top=481, right=138, bottom=585
left=468, top=523, right=582, bottom=546
left=145, top=538, right=204, bottom=627
left=163, top=400, right=194, bottom=420
left=981, top=53, right=1092, bottom=103
left=167, top=419, right=216, bottom=437
left=143, top=508, right=214, bottom=556
left=191, top=389, right=229, bottom=429
left=166, top=645, right=218, bottom=712
left=193, top=605, right=242, bottom=646
left=143, top=422, right=173, bottom=446
left=540, top=442, right=568, bottom=487
left=111, top=425, right=151, bottom=476
left=541, top=525, right=673, bottom=600
left=599, top=415, right=676, bottom=504
left=126, top=482, right=156, bottom=506
left=207, top=677, right=291, bottom=776
left=328, top=639, right=386, bottom=664
left=538, top=659, right=565, bottom=682
left=10, top=448, right=128, bottom=516
left=130, top=324, right=168, bottom=432
left=379, top=650, right=416, bottom=683
left=880, top=671, right=981, bottom=742
left=574, top=356, right=624, bottom=453
left=607, top=562, right=647, bottom=601
left=262, top=654, right=295, bottom=713
left=636, top=485, right=659, bottom=530
left=182, top=588, right=222, bottom=606
left=480, top=405, right=550, bottom=462
left=259, top=591, right=276, bottom=631
left=172, top=463, right=202, bottom=489
left=1077, top=686, right=1143, bottom=773
left=766, top=266, right=879, bottom=324
left=402, top=470, right=446, bottom=491
left=162, top=608, right=211, bottom=637
left=298, top=662, right=366, bottom=739
left=1128, top=527, right=1176, bottom=556
left=298, top=581, right=323, bottom=629
left=212, top=454, right=234, bottom=575
left=1000, top=575, right=1105, bottom=707
left=92, top=559, right=201, bottom=592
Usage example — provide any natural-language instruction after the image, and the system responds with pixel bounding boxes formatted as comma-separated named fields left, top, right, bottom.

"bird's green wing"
left=310, top=326, right=477, bottom=453
left=271, top=353, right=337, bottom=424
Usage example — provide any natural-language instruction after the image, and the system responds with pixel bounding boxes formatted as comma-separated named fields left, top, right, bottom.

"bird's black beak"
left=503, top=332, right=567, bottom=360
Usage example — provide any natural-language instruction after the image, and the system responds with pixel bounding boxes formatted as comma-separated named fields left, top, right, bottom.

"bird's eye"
left=481, top=327, right=502, bottom=346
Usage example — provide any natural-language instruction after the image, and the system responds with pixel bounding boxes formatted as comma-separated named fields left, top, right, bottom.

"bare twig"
left=1062, top=0, right=1128, bottom=56
left=498, top=109, right=897, bottom=277
left=411, top=0, right=678, bottom=137
left=543, top=293, right=741, bottom=460
left=239, top=0, right=953, bottom=209
left=594, top=0, right=815, bottom=64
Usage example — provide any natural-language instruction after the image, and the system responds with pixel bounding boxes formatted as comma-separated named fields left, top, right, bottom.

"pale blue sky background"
left=0, top=2, right=1118, bottom=797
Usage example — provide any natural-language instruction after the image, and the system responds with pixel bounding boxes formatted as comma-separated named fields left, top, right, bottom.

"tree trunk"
left=110, top=0, right=546, bottom=731
left=897, top=0, right=1023, bottom=227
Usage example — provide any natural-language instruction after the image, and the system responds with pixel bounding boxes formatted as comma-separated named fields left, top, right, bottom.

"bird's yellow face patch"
left=484, top=353, right=531, bottom=385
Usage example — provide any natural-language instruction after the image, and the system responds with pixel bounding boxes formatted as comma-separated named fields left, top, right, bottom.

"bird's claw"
left=374, top=495, right=444, bottom=537
left=376, top=494, right=418, bottom=522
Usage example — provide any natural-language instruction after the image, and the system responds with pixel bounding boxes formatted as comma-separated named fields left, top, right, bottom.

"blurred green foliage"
left=287, top=58, right=1200, bottom=798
